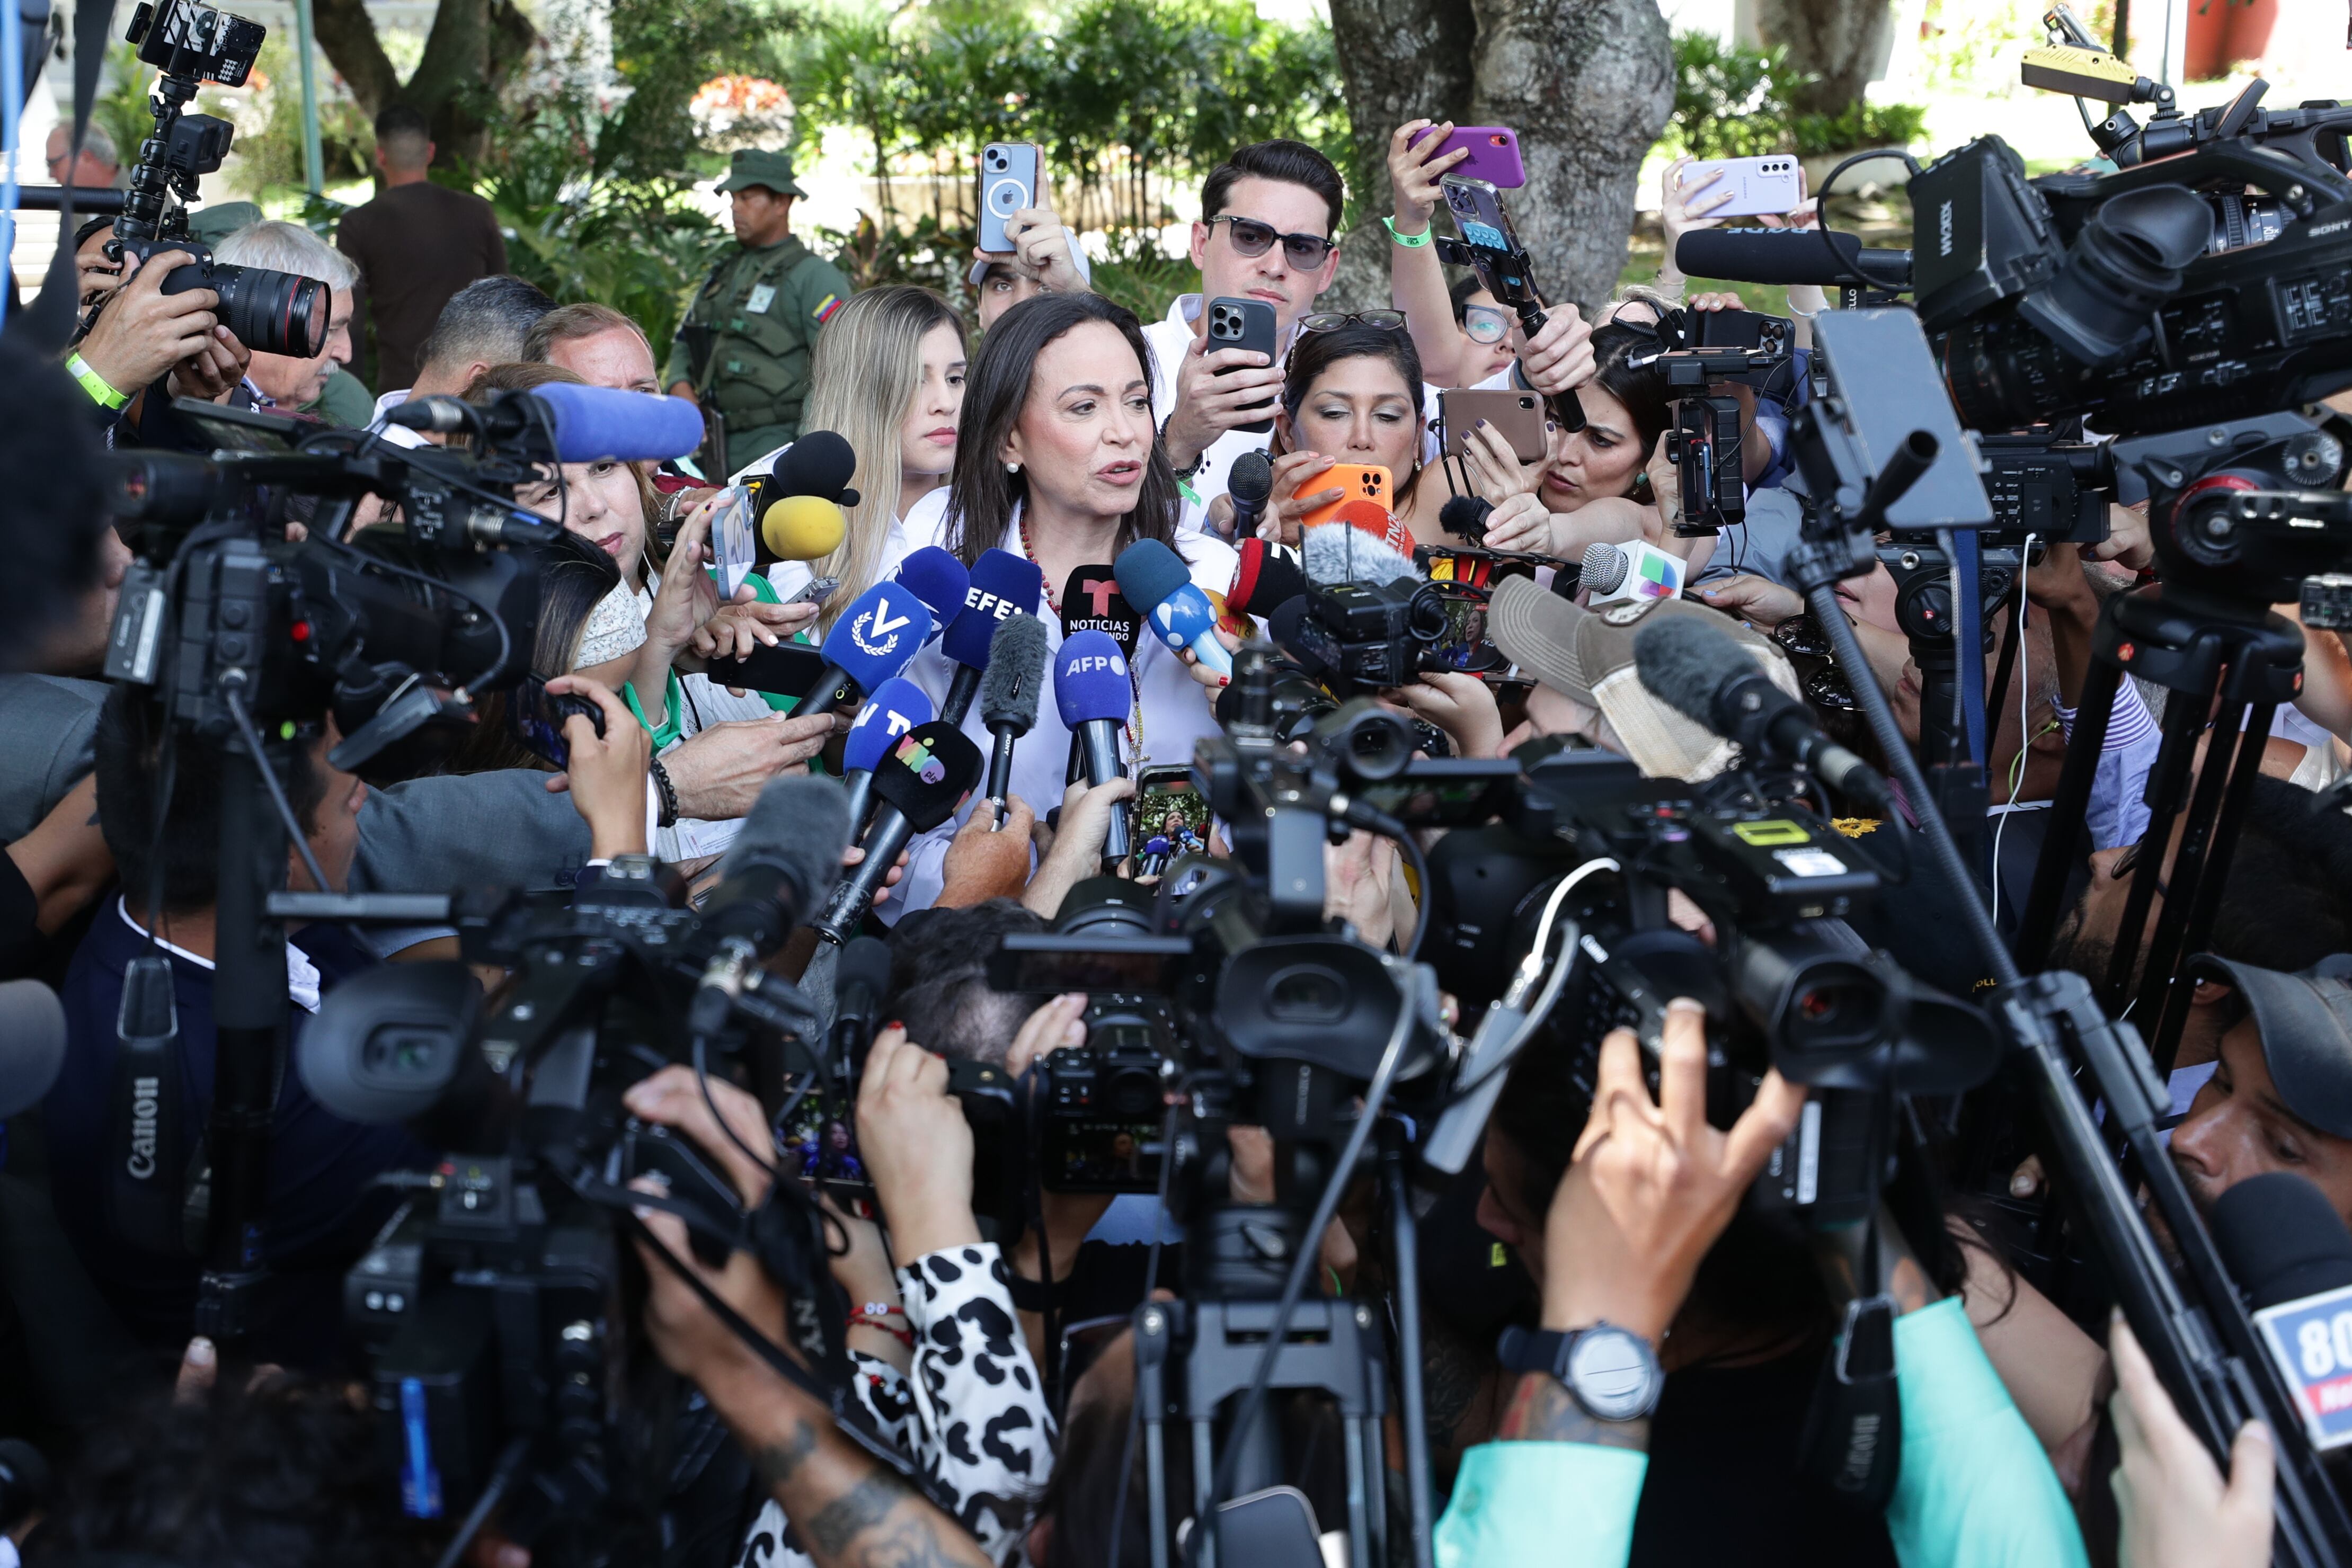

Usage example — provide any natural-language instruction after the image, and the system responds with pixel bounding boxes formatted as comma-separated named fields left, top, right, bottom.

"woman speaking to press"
left=891, top=292, right=1239, bottom=917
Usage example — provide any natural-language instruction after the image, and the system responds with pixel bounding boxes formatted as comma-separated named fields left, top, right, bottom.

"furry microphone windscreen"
left=1303, top=522, right=1419, bottom=588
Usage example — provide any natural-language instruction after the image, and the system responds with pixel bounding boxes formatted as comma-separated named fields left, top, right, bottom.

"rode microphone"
left=797, top=580, right=932, bottom=719
left=1303, top=521, right=1419, bottom=588
left=1062, top=565, right=1141, bottom=659
left=980, top=613, right=1052, bottom=825
left=1228, top=448, right=1274, bottom=540
left=895, top=547, right=972, bottom=644
left=389, top=383, right=706, bottom=464
left=690, top=775, right=855, bottom=1031
left=841, top=676, right=934, bottom=830
left=1054, top=630, right=1134, bottom=862
left=1114, top=538, right=1231, bottom=679
left=1226, top=538, right=1306, bottom=621
left=1634, top=614, right=1893, bottom=809
left=815, top=720, right=984, bottom=943
left=940, top=548, right=1045, bottom=725
left=1673, top=228, right=1913, bottom=291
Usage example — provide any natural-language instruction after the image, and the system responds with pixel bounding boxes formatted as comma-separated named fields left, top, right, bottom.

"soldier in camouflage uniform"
left=664, top=148, right=856, bottom=476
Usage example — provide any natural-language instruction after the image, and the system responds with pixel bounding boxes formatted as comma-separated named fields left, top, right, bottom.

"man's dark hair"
left=0, top=336, right=106, bottom=672
left=93, top=687, right=326, bottom=914
left=413, top=275, right=556, bottom=383
left=372, top=104, right=431, bottom=170
left=885, top=899, right=1045, bottom=1065
left=2209, top=777, right=2352, bottom=969
left=1200, top=139, right=1345, bottom=238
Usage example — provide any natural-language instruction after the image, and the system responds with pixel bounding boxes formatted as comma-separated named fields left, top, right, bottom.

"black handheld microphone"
left=980, top=613, right=1051, bottom=826
left=691, top=776, right=854, bottom=1032
left=815, top=720, right=986, bottom=944
left=1228, top=448, right=1274, bottom=540
left=2215, top=1172, right=2352, bottom=1312
left=1633, top=614, right=1893, bottom=809
left=829, top=936, right=893, bottom=1094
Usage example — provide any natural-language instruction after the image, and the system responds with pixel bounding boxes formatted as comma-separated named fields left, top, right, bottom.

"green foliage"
left=223, top=40, right=377, bottom=195
left=1665, top=29, right=1929, bottom=159
left=599, top=0, right=798, bottom=182
left=94, top=43, right=157, bottom=173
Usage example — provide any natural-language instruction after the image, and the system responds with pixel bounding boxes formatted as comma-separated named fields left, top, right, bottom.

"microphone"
left=769, top=430, right=862, bottom=507
left=1579, top=539, right=1688, bottom=605
left=1113, top=539, right=1231, bottom=679
left=980, top=613, right=1052, bottom=824
left=755, top=430, right=861, bottom=565
left=2215, top=1172, right=2352, bottom=1311
left=1303, top=522, right=1419, bottom=587
left=1062, top=565, right=1142, bottom=658
left=1055, top=630, right=1134, bottom=862
left=940, top=548, right=1046, bottom=726
left=1228, top=449, right=1274, bottom=540
left=814, top=719, right=984, bottom=943
left=0, top=978, right=65, bottom=1119
left=1634, top=614, right=1892, bottom=809
left=1673, top=228, right=1912, bottom=290
left=692, top=776, right=855, bottom=1030
left=1226, top=538, right=1307, bottom=621
left=841, top=676, right=934, bottom=830
left=390, top=384, right=706, bottom=464
left=1439, top=495, right=1492, bottom=545
left=759, top=494, right=847, bottom=566
left=895, top=547, right=973, bottom=643
left=829, top=936, right=893, bottom=1091
left=796, top=580, right=933, bottom=720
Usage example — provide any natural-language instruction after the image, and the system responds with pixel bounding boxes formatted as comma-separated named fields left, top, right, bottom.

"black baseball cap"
left=2187, top=953, right=2352, bottom=1139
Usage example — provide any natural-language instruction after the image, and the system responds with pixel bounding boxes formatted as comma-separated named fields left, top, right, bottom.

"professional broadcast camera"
left=102, top=0, right=330, bottom=358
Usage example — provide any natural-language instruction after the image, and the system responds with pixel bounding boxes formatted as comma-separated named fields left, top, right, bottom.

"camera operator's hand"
left=1006, top=992, right=1089, bottom=1077
left=623, top=1065, right=777, bottom=1207
left=938, top=794, right=1036, bottom=907
left=1387, top=119, right=1471, bottom=234
left=545, top=675, right=652, bottom=859
left=1477, top=492, right=1555, bottom=555
left=2110, top=1313, right=2274, bottom=1568
left=1390, top=672, right=1505, bottom=760
left=1546, top=1000, right=1805, bottom=1342
left=1695, top=574, right=1804, bottom=630
left=1164, top=330, right=1285, bottom=473
left=857, top=1027, right=983, bottom=1266
left=1324, top=827, right=1402, bottom=949
left=1459, top=417, right=1542, bottom=503
left=1022, top=777, right=1136, bottom=916
left=2092, top=501, right=2154, bottom=574
left=1644, top=429, right=1681, bottom=534
left=637, top=710, right=842, bottom=820
left=1516, top=304, right=1594, bottom=399
left=165, top=323, right=248, bottom=405
left=1230, top=1125, right=1360, bottom=1289
left=74, top=249, right=219, bottom=400
left=1659, top=157, right=1737, bottom=295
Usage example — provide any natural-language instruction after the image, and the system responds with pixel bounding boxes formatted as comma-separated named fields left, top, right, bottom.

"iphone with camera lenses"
left=1678, top=156, right=1803, bottom=219
left=1205, top=296, right=1281, bottom=435
left=1297, top=463, right=1392, bottom=533
left=507, top=672, right=604, bottom=770
left=979, top=142, right=1044, bottom=254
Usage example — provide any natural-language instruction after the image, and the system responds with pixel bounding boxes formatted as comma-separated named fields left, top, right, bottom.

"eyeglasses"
left=1299, top=309, right=1406, bottom=334
left=1206, top=215, right=1338, bottom=271
left=1462, top=305, right=1513, bottom=345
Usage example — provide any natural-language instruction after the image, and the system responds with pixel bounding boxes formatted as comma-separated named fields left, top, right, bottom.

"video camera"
left=1633, top=307, right=1798, bottom=536
left=103, top=0, right=329, bottom=359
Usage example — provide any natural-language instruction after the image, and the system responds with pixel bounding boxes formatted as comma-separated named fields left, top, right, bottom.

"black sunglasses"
left=1299, top=309, right=1406, bottom=334
left=1206, top=215, right=1337, bottom=270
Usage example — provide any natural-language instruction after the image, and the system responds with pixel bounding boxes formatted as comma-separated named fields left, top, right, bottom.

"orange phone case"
left=1297, top=464, right=1392, bottom=532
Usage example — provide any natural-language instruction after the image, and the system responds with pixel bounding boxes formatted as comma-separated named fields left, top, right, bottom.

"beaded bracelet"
left=848, top=1311, right=916, bottom=1349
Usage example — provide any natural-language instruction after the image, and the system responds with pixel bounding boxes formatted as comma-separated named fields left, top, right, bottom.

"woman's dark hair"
left=1584, top=321, right=1674, bottom=461
left=941, top=292, right=1183, bottom=569
left=1281, top=323, right=1427, bottom=506
left=1448, top=271, right=1489, bottom=325
left=446, top=530, right=622, bottom=774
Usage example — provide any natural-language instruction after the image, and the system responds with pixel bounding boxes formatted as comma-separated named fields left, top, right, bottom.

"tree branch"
left=1326, top=0, right=1476, bottom=308
left=309, top=0, right=401, bottom=115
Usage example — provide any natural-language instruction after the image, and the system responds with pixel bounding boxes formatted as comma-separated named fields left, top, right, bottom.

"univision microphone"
left=1113, top=539, right=1232, bottom=679
left=939, top=548, right=1046, bottom=725
left=1055, top=630, right=1133, bottom=863
left=1581, top=539, right=1688, bottom=605
left=980, top=614, right=1052, bottom=826
left=814, top=719, right=984, bottom=944
left=841, top=676, right=934, bottom=830
left=895, top=546, right=971, bottom=645
left=796, top=580, right=932, bottom=720
left=388, top=382, right=706, bottom=464
left=689, top=776, right=855, bottom=1034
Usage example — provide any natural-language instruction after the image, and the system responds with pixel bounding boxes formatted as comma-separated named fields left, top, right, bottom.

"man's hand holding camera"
left=74, top=249, right=220, bottom=400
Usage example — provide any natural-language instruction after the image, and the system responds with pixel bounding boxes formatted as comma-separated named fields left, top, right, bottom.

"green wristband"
left=66, top=352, right=127, bottom=411
left=1382, top=216, right=1431, bottom=248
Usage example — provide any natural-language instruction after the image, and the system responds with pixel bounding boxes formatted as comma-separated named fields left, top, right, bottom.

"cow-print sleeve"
left=897, top=1242, right=1058, bottom=1562
left=732, top=1349, right=918, bottom=1568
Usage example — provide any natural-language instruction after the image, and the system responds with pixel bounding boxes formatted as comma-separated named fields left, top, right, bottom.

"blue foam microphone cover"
left=895, top=547, right=972, bottom=637
left=1055, top=630, right=1134, bottom=727
left=1112, top=537, right=1193, bottom=614
left=1149, top=591, right=1231, bottom=675
left=521, top=382, right=707, bottom=464
left=942, top=548, right=1045, bottom=670
left=844, top=677, right=935, bottom=773
left=819, top=580, right=932, bottom=691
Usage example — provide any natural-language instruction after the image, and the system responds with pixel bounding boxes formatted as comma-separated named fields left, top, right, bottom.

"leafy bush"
left=1664, top=29, right=1928, bottom=159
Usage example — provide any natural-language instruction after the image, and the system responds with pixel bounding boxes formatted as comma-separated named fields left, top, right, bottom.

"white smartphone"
left=979, top=142, right=1043, bottom=253
left=1679, top=155, right=1805, bottom=219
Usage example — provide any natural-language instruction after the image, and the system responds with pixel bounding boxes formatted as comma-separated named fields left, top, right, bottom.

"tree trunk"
left=312, top=0, right=538, bottom=163
left=1468, top=0, right=1672, bottom=319
left=1755, top=0, right=1894, bottom=117
left=1325, top=0, right=1476, bottom=309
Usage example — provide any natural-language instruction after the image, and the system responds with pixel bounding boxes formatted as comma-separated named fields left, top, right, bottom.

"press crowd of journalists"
left=3, top=78, right=2352, bottom=1568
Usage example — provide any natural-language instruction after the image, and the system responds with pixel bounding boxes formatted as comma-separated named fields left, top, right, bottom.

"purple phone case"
left=1431, top=126, right=1524, bottom=190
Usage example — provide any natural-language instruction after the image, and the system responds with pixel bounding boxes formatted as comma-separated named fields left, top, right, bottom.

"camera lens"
left=208, top=259, right=330, bottom=359
left=1102, top=1064, right=1161, bottom=1119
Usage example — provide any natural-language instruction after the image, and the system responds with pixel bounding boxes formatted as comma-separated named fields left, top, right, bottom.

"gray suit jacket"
left=0, top=674, right=106, bottom=841
left=354, top=769, right=594, bottom=895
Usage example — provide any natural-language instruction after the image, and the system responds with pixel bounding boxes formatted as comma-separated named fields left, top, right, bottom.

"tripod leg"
left=1380, top=1133, right=1436, bottom=1568
left=2016, top=656, right=2122, bottom=967
left=2129, top=697, right=2247, bottom=1055
left=2099, top=691, right=2206, bottom=1015
left=2145, top=702, right=2277, bottom=1076
left=1342, top=1419, right=1372, bottom=1568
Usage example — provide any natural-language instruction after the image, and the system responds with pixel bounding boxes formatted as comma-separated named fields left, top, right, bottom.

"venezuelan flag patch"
left=812, top=292, right=843, bottom=323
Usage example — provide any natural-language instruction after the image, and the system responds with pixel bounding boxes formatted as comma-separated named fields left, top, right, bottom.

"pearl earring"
left=1006, top=461, right=1021, bottom=476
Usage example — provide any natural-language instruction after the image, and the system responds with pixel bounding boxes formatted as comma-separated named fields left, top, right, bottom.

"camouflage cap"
left=715, top=148, right=805, bottom=198
left=186, top=200, right=264, bottom=246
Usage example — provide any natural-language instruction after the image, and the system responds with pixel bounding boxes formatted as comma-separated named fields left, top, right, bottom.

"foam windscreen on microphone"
left=1227, top=538, right=1307, bottom=619
left=760, top=494, right=847, bottom=562
left=870, top=720, right=984, bottom=831
left=519, top=382, right=707, bottom=465
left=1632, top=614, right=1748, bottom=728
left=834, top=934, right=895, bottom=1011
left=1303, top=522, right=1418, bottom=587
left=2213, top=1171, right=2352, bottom=1311
left=845, top=676, right=935, bottom=773
left=0, top=978, right=66, bottom=1119
left=1439, top=495, right=1493, bottom=544
left=1112, top=538, right=1193, bottom=613
left=820, top=580, right=931, bottom=689
left=1673, top=227, right=1884, bottom=288
left=1062, top=565, right=1141, bottom=657
left=980, top=612, right=1052, bottom=733
left=723, top=773, right=857, bottom=905
left=1055, top=629, right=1133, bottom=727
left=1229, top=448, right=1274, bottom=509
left=895, top=546, right=973, bottom=630
left=770, top=429, right=862, bottom=507
left=943, top=548, right=1046, bottom=670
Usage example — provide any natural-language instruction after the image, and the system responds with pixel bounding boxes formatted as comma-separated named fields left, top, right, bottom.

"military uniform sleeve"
left=791, top=252, right=854, bottom=339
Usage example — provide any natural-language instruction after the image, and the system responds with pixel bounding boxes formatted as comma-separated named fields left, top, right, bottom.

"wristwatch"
left=1496, top=1322, right=1662, bottom=1422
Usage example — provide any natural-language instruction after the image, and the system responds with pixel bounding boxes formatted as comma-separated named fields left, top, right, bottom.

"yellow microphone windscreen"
left=762, top=494, right=847, bottom=562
